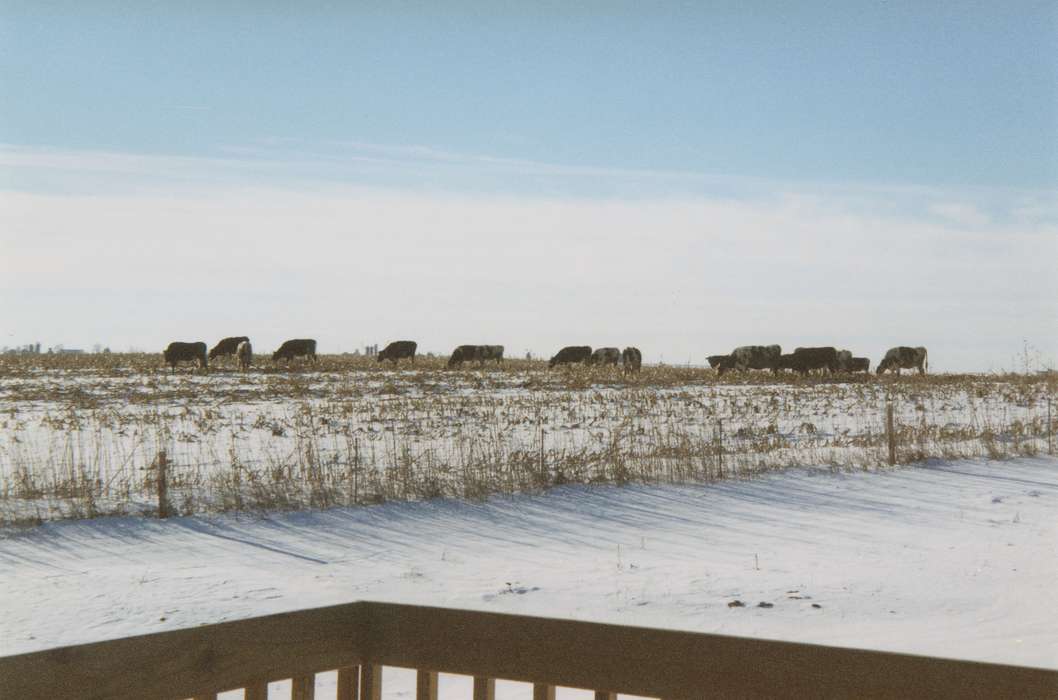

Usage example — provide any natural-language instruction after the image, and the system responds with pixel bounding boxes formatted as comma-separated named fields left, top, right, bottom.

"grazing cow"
left=622, top=347, right=642, bottom=372
left=877, top=346, right=928, bottom=375
left=236, top=340, right=252, bottom=371
left=835, top=349, right=853, bottom=371
left=378, top=340, right=417, bottom=365
left=272, top=339, right=317, bottom=364
left=848, top=356, right=870, bottom=373
left=718, top=345, right=781, bottom=376
left=589, top=347, right=621, bottom=366
left=208, top=336, right=250, bottom=362
left=447, top=344, right=482, bottom=368
left=707, top=354, right=730, bottom=370
left=481, top=345, right=505, bottom=365
left=549, top=346, right=592, bottom=368
left=783, top=346, right=839, bottom=375
left=163, top=341, right=207, bottom=371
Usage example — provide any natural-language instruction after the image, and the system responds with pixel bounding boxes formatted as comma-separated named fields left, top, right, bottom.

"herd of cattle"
left=162, top=337, right=927, bottom=376
left=707, top=345, right=928, bottom=375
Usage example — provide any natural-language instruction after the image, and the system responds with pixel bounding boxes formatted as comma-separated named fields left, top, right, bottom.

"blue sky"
left=2, top=3, right=1056, bottom=369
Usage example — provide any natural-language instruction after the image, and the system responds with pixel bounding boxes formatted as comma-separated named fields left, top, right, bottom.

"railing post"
left=416, top=669, right=439, bottom=700
left=157, top=450, right=170, bottom=519
left=473, top=677, right=495, bottom=700
left=886, top=398, right=896, bottom=466
left=292, top=674, right=314, bottom=700
left=336, top=665, right=359, bottom=700
left=533, top=684, right=556, bottom=700
left=361, top=664, right=382, bottom=700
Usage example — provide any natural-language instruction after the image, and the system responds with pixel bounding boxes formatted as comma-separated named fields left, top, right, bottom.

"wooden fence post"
left=539, top=421, right=546, bottom=485
left=886, top=399, right=896, bottom=466
left=1048, top=398, right=1054, bottom=456
left=716, top=419, right=724, bottom=479
left=157, top=450, right=170, bottom=519
left=473, top=677, right=496, bottom=700
left=352, top=437, right=360, bottom=506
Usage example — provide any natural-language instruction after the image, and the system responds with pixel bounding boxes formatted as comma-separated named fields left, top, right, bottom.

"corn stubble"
left=0, top=353, right=1054, bottom=526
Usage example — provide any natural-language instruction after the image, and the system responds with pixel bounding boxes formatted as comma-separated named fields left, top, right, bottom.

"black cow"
left=273, top=339, right=317, bottom=364
left=236, top=340, right=253, bottom=371
left=707, top=354, right=730, bottom=370
left=163, top=341, right=207, bottom=371
left=622, top=347, right=642, bottom=372
left=835, top=349, right=853, bottom=371
left=589, top=347, right=621, bottom=366
left=718, top=345, right=781, bottom=376
left=782, top=346, right=839, bottom=375
left=848, top=356, right=870, bottom=373
left=208, top=336, right=250, bottom=361
left=378, top=340, right=417, bottom=365
left=448, top=344, right=481, bottom=368
left=549, top=346, right=592, bottom=368
left=877, top=346, right=928, bottom=375
left=481, top=345, right=504, bottom=364
left=449, top=344, right=505, bottom=368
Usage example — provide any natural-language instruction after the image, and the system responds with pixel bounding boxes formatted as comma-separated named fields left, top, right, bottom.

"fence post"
left=157, top=450, right=170, bottom=519
left=352, top=437, right=360, bottom=505
left=886, top=398, right=896, bottom=466
left=1048, top=398, right=1054, bottom=456
left=716, top=419, right=724, bottom=479
left=539, top=421, right=546, bottom=485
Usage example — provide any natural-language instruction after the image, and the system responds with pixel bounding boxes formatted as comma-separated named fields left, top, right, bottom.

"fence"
left=4, top=382, right=1056, bottom=525
left=1, top=601, right=1054, bottom=699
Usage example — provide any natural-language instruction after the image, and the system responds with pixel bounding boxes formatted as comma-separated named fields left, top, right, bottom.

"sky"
left=1, top=2, right=1056, bottom=370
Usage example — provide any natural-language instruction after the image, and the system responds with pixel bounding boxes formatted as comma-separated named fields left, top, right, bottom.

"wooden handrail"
left=0, top=601, right=1054, bottom=699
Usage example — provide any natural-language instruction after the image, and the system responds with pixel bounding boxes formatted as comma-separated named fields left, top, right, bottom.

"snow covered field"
left=3, top=362, right=1054, bottom=524
left=2, top=456, right=1055, bottom=698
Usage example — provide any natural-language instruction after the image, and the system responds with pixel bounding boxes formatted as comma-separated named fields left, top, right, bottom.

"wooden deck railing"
left=0, top=601, right=1054, bottom=699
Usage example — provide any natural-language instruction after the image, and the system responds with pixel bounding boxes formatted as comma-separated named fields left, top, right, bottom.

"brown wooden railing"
left=1, top=601, right=1054, bottom=699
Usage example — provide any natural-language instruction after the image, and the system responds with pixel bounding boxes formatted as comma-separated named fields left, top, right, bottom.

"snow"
left=1, top=457, right=1056, bottom=699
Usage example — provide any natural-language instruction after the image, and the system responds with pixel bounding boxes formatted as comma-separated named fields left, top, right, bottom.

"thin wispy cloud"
left=2, top=146, right=1054, bottom=371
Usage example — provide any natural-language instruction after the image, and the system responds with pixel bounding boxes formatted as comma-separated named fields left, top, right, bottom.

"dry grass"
left=1, top=354, right=1055, bottom=526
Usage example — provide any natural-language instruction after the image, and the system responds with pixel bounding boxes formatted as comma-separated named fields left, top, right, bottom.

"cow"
left=378, top=340, right=417, bottom=365
left=208, top=336, right=250, bottom=362
left=707, top=354, right=730, bottom=370
left=480, top=345, right=504, bottom=365
left=549, top=346, right=592, bottom=368
left=877, top=346, right=928, bottom=375
left=835, top=349, right=853, bottom=371
left=589, top=347, right=621, bottom=366
left=782, top=346, right=839, bottom=375
left=622, top=346, right=642, bottom=372
left=272, top=339, right=317, bottom=364
left=848, top=356, right=870, bottom=373
left=236, top=340, right=252, bottom=371
left=717, top=345, right=781, bottom=376
left=163, top=341, right=207, bottom=372
left=447, top=344, right=482, bottom=368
